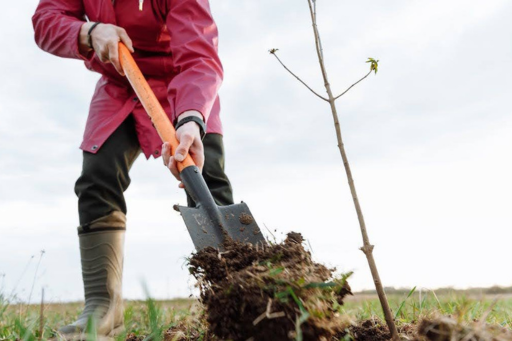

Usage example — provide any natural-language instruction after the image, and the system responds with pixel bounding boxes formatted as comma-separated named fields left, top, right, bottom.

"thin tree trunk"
left=306, top=1, right=399, bottom=339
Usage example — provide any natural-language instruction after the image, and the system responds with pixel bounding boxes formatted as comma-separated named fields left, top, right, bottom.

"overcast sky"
left=0, top=0, right=511, bottom=304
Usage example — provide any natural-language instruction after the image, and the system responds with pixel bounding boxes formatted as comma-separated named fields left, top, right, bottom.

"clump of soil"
left=335, top=319, right=419, bottom=341
left=164, top=321, right=214, bottom=341
left=164, top=306, right=217, bottom=341
left=417, top=317, right=512, bottom=341
left=125, top=333, right=143, bottom=341
left=337, top=319, right=391, bottom=341
left=188, top=232, right=352, bottom=341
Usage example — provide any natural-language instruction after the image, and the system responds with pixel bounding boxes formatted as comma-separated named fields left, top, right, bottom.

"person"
left=32, top=0, right=233, bottom=337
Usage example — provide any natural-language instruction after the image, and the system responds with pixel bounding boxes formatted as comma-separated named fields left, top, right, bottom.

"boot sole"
left=52, top=324, right=125, bottom=341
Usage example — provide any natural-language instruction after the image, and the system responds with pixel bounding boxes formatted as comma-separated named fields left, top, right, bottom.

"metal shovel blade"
left=175, top=202, right=266, bottom=251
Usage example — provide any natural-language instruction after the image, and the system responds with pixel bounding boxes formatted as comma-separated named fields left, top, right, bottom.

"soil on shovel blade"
left=188, top=232, right=352, bottom=341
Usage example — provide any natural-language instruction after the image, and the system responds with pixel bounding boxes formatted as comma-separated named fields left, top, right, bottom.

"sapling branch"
left=270, top=50, right=376, bottom=102
left=334, top=69, right=373, bottom=100
left=269, top=49, right=328, bottom=102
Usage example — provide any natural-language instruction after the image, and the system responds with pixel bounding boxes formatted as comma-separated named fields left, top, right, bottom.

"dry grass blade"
left=39, top=288, right=44, bottom=341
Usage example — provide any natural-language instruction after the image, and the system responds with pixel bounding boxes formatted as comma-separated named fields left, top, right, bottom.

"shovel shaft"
left=118, top=42, right=194, bottom=172
left=180, top=165, right=223, bottom=222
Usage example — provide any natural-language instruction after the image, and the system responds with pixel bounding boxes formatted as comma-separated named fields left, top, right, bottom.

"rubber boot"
left=57, top=229, right=125, bottom=339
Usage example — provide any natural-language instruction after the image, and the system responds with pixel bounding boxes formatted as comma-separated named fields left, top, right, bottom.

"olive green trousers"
left=74, top=115, right=234, bottom=231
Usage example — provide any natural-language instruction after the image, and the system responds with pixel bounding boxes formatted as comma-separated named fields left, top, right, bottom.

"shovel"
left=118, top=43, right=266, bottom=251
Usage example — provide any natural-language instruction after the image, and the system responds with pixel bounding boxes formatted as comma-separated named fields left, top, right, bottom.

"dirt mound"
left=188, top=232, right=352, bottom=341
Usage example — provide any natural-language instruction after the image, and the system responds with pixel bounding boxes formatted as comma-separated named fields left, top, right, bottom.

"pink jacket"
left=32, top=0, right=223, bottom=158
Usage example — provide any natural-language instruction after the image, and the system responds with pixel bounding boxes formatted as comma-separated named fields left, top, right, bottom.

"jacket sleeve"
left=32, top=0, right=91, bottom=60
left=166, top=0, right=223, bottom=123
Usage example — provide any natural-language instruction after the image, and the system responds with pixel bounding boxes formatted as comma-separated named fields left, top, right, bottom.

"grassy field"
left=1, top=289, right=512, bottom=340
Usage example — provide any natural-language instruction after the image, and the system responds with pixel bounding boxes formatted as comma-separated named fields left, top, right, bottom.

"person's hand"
left=162, top=111, right=205, bottom=188
left=79, top=22, right=134, bottom=76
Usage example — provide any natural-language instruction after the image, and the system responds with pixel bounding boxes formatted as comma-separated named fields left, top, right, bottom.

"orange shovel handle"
left=118, top=42, right=195, bottom=172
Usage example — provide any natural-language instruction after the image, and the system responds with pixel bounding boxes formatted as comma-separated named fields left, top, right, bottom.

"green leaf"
left=366, top=57, right=379, bottom=74
left=287, top=287, right=307, bottom=314
left=294, top=311, right=310, bottom=341
left=395, top=286, right=417, bottom=319
left=269, top=267, right=284, bottom=277
left=275, top=290, right=290, bottom=303
left=86, top=315, right=97, bottom=341
left=303, top=282, right=337, bottom=289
